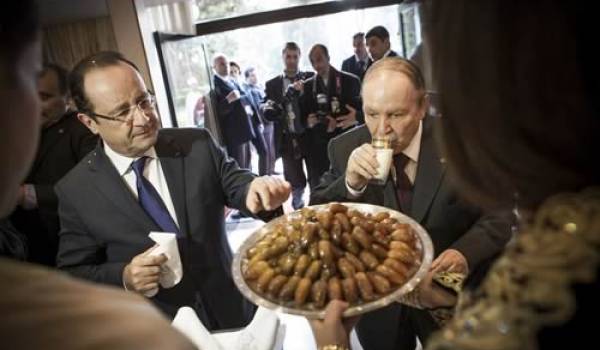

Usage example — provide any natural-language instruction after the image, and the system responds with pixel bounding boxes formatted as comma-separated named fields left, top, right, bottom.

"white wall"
left=107, top=0, right=174, bottom=127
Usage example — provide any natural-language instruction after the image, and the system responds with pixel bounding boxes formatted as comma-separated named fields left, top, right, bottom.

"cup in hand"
left=369, top=137, right=393, bottom=185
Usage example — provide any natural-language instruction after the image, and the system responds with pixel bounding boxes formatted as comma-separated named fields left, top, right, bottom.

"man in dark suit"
left=56, top=51, right=291, bottom=330
left=341, top=32, right=372, bottom=82
left=243, top=67, right=273, bottom=175
left=262, top=42, right=315, bottom=209
left=212, top=54, right=256, bottom=169
left=9, top=63, right=97, bottom=266
left=302, top=44, right=362, bottom=190
left=366, top=25, right=399, bottom=66
left=310, top=57, right=511, bottom=349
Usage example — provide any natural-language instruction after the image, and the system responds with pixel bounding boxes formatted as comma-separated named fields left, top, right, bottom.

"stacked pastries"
left=242, top=203, right=421, bottom=311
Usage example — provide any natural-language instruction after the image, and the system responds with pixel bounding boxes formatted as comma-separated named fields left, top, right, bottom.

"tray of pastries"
left=232, top=202, right=433, bottom=318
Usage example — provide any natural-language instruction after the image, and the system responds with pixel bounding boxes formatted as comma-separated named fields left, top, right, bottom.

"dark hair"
left=229, top=61, right=241, bottom=72
left=244, top=67, right=255, bottom=78
left=353, top=32, right=365, bottom=41
left=41, top=63, right=69, bottom=95
left=366, top=26, right=390, bottom=41
left=282, top=42, right=301, bottom=54
left=0, top=1, right=40, bottom=72
left=309, top=44, right=330, bottom=61
left=429, top=1, right=600, bottom=209
left=69, top=51, right=140, bottom=115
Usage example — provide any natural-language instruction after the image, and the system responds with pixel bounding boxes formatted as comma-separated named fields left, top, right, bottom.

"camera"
left=316, top=93, right=329, bottom=122
left=284, top=84, right=301, bottom=102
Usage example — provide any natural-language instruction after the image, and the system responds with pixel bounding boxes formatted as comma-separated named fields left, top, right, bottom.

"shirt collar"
left=402, top=120, right=422, bottom=163
left=383, top=49, right=392, bottom=58
left=355, top=54, right=367, bottom=64
left=104, top=142, right=157, bottom=176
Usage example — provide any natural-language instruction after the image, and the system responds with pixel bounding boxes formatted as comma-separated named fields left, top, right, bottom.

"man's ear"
left=77, top=113, right=99, bottom=135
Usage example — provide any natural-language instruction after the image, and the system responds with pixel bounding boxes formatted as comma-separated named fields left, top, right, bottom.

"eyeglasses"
left=91, top=93, right=156, bottom=123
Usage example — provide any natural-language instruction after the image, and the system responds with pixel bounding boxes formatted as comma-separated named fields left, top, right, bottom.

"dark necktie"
left=393, top=153, right=413, bottom=213
left=358, top=60, right=365, bottom=73
left=131, top=157, right=181, bottom=236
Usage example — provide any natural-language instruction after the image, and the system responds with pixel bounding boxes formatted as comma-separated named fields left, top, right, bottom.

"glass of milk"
left=369, top=136, right=393, bottom=185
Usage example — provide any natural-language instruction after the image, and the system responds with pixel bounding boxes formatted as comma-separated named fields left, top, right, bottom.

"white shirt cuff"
left=345, top=178, right=366, bottom=198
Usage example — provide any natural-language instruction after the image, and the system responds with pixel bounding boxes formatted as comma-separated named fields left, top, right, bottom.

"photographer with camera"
left=302, top=44, right=362, bottom=189
left=262, top=42, right=315, bottom=209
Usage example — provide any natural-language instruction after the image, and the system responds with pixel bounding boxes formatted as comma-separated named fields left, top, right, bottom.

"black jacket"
left=262, top=71, right=315, bottom=157
left=212, top=75, right=255, bottom=148
left=341, top=55, right=372, bottom=82
left=310, top=118, right=512, bottom=349
left=9, top=112, right=97, bottom=266
left=55, top=128, right=271, bottom=330
left=301, top=66, right=363, bottom=132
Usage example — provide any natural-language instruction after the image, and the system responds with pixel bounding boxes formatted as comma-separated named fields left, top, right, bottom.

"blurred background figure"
left=212, top=54, right=255, bottom=169
left=262, top=42, right=314, bottom=210
left=244, top=67, right=275, bottom=176
left=366, top=25, right=398, bottom=64
left=341, top=32, right=372, bottom=82
left=8, top=63, right=97, bottom=267
left=303, top=43, right=362, bottom=190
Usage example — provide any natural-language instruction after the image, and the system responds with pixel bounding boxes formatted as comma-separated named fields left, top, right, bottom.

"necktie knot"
left=393, top=153, right=410, bottom=172
left=131, top=156, right=149, bottom=177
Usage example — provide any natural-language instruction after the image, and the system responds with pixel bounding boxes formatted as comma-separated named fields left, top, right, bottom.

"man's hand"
left=309, top=300, right=360, bottom=350
left=246, top=176, right=291, bottom=213
left=226, top=90, right=241, bottom=103
left=418, top=270, right=458, bottom=309
left=431, top=249, right=469, bottom=275
left=307, top=113, right=319, bottom=128
left=292, top=80, right=304, bottom=93
left=346, top=143, right=379, bottom=190
left=336, top=104, right=358, bottom=129
left=325, top=115, right=337, bottom=133
left=123, top=245, right=167, bottom=294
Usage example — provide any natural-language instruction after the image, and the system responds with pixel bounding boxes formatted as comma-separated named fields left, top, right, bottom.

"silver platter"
left=231, top=203, right=434, bottom=319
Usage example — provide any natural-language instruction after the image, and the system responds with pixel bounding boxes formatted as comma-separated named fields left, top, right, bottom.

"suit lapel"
left=89, top=144, right=157, bottom=231
left=410, top=118, right=446, bottom=223
left=155, top=134, right=189, bottom=238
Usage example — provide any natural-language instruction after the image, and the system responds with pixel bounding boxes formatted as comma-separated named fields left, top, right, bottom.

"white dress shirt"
left=347, top=121, right=422, bottom=196
left=104, top=143, right=180, bottom=228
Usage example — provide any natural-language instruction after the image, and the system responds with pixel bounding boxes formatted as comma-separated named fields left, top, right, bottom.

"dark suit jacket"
left=310, top=118, right=512, bottom=349
left=341, top=55, right=372, bottom=81
left=9, top=112, right=97, bottom=266
left=301, top=66, right=363, bottom=130
left=366, top=50, right=400, bottom=69
left=56, top=128, right=264, bottom=330
left=263, top=71, right=315, bottom=157
left=212, top=75, right=255, bottom=148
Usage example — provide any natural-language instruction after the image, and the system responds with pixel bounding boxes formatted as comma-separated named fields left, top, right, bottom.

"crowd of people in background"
left=212, top=26, right=397, bottom=210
